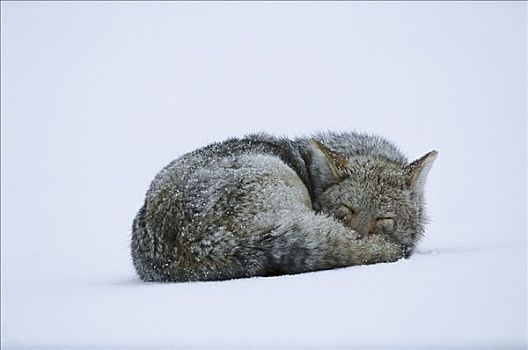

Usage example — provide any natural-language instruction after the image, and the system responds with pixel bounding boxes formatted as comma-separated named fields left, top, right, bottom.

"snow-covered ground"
left=1, top=2, right=526, bottom=349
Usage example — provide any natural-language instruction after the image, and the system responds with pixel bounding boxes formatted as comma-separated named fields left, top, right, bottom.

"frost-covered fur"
left=131, top=132, right=437, bottom=282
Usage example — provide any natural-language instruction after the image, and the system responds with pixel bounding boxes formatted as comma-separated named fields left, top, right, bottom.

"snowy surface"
left=1, top=2, right=526, bottom=349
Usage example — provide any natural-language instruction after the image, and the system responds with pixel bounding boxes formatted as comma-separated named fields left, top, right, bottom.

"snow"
left=1, top=2, right=526, bottom=349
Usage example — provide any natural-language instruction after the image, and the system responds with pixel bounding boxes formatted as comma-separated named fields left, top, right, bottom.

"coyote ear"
left=405, top=150, right=438, bottom=195
left=310, top=139, right=351, bottom=181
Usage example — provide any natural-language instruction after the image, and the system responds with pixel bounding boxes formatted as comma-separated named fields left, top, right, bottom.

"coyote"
left=131, top=132, right=437, bottom=282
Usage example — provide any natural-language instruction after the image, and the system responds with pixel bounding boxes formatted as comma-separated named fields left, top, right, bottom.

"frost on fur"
left=131, top=132, right=437, bottom=282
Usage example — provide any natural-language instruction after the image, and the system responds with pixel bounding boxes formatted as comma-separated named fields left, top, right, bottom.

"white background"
left=1, top=2, right=526, bottom=349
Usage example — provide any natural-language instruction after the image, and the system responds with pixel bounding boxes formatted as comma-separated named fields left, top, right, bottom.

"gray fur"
left=131, top=131, right=437, bottom=282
